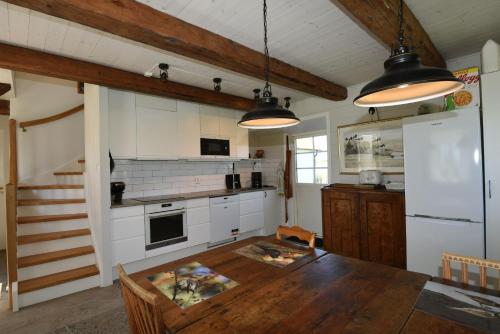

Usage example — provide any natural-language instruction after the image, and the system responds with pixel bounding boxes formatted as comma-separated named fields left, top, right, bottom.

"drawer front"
left=240, top=212, right=264, bottom=233
left=240, top=191, right=263, bottom=201
left=210, top=195, right=239, bottom=205
left=110, top=206, right=144, bottom=219
left=112, top=236, right=146, bottom=266
left=187, top=198, right=210, bottom=209
left=187, top=206, right=210, bottom=226
left=110, top=216, right=145, bottom=241
left=188, top=223, right=210, bottom=246
left=240, top=198, right=263, bottom=216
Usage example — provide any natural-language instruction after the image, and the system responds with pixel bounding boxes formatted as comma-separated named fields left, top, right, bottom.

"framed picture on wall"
left=337, top=118, right=404, bottom=174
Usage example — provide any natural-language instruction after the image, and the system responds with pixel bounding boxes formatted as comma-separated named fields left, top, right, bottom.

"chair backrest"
left=442, top=252, right=500, bottom=290
left=117, top=264, right=166, bottom=334
left=276, top=225, right=316, bottom=248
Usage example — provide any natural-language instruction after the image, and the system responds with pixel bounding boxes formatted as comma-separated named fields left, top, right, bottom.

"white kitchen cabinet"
left=136, top=100, right=178, bottom=159
left=263, top=189, right=283, bottom=235
left=110, top=206, right=146, bottom=266
left=240, top=191, right=264, bottom=233
left=188, top=223, right=210, bottom=247
left=112, top=236, right=146, bottom=266
left=108, top=89, right=137, bottom=159
left=482, top=70, right=500, bottom=261
left=236, top=112, right=249, bottom=159
left=219, top=109, right=237, bottom=138
left=177, top=101, right=201, bottom=159
left=199, top=105, right=220, bottom=137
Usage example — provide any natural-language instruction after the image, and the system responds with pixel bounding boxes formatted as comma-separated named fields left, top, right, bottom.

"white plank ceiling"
left=1, top=0, right=500, bottom=103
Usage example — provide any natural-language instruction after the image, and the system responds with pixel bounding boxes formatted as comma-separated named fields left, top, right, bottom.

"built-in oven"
left=145, top=201, right=187, bottom=250
left=200, top=138, right=230, bottom=156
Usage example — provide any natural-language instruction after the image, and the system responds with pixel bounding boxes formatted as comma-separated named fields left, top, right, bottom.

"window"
left=295, top=134, right=328, bottom=184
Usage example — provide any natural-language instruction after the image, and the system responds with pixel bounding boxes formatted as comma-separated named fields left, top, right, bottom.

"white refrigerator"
left=403, top=108, right=484, bottom=276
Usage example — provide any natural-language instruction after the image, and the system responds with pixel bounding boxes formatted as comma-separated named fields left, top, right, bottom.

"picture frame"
left=337, top=118, right=404, bottom=175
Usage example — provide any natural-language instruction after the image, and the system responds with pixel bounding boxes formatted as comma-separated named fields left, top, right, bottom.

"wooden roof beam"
left=4, top=0, right=347, bottom=101
left=0, top=43, right=256, bottom=111
left=332, top=0, right=446, bottom=68
left=0, top=83, right=11, bottom=96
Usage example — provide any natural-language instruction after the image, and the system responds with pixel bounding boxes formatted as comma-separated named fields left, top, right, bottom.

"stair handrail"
left=6, top=119, right=18, bottom=309
left=19, top=104, right=84, bottom=131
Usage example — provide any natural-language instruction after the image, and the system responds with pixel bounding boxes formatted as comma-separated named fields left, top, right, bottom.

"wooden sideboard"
left=321, top=184, right=406, bottom=268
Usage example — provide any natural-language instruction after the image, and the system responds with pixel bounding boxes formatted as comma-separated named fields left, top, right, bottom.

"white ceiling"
left=406, top=0, right=500, bottom=60
left=1, top=0, right=499, bottom=103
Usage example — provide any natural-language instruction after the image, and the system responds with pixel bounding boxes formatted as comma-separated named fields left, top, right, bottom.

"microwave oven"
left=200, top=138, right=230, bottom=156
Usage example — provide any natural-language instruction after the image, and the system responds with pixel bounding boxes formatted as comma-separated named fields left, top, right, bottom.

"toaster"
left=359, top=170, right=382, bottom=185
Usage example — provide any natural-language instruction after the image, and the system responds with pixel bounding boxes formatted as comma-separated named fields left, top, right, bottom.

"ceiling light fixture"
left=353, top=0, right=464, bottom=107
left=159, top=63, right=169, bottom=82
left=238, top=0, right=300, bottom=129
left=213, top=78, right=222, bottom=92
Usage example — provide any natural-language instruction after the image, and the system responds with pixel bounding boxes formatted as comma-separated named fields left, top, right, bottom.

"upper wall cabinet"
left=177, top=101, right=201, bottom=159
left=109, top=90, right=137, bottom=159
left=136, top=94, right=178, bottom=160
left=107, top=89, right=248, bottom=160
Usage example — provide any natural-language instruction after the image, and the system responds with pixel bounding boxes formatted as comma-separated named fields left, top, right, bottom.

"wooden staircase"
left=14, top=159, right=100, bottom=308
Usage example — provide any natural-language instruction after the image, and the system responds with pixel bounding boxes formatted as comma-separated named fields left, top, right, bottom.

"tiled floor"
left=0, top=252, right=126, bottom=334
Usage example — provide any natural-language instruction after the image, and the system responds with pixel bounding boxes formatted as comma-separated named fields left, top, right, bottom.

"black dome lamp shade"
left=353, top=0, right=463, bottom=107
left=238, top=0, right=300, bottom=129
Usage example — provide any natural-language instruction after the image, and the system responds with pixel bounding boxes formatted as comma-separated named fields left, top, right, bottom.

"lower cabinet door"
left=240, top=212, right=264, bottom=233
left=188, top=223, right=210, bottom=246
left=112, top=236, right=146, bottom=266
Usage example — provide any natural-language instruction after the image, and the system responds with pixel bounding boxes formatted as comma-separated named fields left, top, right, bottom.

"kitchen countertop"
left=111, top=186, right=277, bottom=208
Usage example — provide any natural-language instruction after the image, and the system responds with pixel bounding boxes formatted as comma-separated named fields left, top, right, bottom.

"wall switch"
left=195, top=177, right=200, bottom=184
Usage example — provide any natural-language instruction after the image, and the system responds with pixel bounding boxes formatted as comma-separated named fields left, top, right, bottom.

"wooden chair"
left=276, top=225, right=316, bottom=248
left=442, top=252, right=500, bottom=290
left=117, top=264, right=167, bottom=334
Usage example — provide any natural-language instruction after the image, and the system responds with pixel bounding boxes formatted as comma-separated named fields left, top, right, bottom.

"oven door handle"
left=148, top=209, right=186, bottom=218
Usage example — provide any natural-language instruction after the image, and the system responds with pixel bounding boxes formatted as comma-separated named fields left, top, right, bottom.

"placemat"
left=147, top=261, right=238, bottom=309
left=234, top=241, right=308, bottom=268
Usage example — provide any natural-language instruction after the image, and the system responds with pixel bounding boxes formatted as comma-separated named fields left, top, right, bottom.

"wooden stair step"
left=18, top=229, right=91, bottom=245
left=78, top=159, right=85, bottom=163
left=54, top=171, right=83, bottom=176
left=17, top=198, right=86, bottom=206
left=18, top=246, right=95, bottom=268
left=18, top=265, right=99, bottom=294
left=18, top=184, right=84, bottom=190
left=17, top=213, right=88, bottom=224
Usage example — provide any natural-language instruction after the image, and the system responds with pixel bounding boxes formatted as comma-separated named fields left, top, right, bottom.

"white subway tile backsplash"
left=111, top=159, right=282, bottom=197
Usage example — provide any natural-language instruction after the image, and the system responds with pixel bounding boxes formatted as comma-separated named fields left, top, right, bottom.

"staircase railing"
left=6, top=118, right=18, bottom=310
left=19, top=104, right=84, bottom=131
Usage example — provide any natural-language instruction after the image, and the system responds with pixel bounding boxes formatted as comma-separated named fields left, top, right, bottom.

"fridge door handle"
left=488, top=180, right=492, bottom=199
left=413, top=214, right=473, bottom=223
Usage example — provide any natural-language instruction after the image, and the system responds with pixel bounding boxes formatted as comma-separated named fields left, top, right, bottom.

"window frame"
left=294, top=132, right=329, bottom=185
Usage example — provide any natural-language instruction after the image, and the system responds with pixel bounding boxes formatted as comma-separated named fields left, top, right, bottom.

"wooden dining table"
left=130, top=236, right=433, bottom=333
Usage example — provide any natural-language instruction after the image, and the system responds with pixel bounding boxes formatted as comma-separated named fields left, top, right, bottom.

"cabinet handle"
left=264, top=192, right=267, bottom=198
left=489, top=180, right=492, bottom=199
left=224, top=197, right=228, bottom=200
left=224, top=206, right=228, bottom=209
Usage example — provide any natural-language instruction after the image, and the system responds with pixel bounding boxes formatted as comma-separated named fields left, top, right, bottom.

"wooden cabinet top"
left=322, top=183, right=405, bottom=195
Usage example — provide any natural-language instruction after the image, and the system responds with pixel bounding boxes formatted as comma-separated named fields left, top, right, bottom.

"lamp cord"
left=398, top=0, right=404, bottom=47
left=263, top=0, right=272, bottom=97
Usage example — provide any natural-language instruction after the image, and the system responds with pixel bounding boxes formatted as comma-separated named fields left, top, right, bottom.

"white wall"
left=84, top=84, right=112, bottom=286
left=9, top=73, right=84, bottom=183
left=0, top=116, right=9, bottom=250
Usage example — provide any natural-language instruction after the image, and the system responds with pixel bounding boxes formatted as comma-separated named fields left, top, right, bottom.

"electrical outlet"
left=195, top=177, right=200, bottom=185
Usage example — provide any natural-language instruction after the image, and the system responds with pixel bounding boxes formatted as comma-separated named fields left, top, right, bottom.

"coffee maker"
left=110, top=182, right=126, bottom=203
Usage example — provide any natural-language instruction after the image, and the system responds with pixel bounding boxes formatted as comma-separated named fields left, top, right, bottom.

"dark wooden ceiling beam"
left=0, top=100, right=9, bottom=116
left=4, top=0, right=347, bottom=101
left=0, top=83, right=11, bottom=96
left=332, top=0, right=446, bottom=68
left=0, top=43, right=256, bottom=111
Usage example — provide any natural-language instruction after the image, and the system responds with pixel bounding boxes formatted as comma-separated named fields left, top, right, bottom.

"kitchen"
left=1, top=0, right=500, bottom=333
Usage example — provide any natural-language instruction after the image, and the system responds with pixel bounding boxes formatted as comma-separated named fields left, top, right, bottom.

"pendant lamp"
left=353, top=0, right=464, bottom=107
left=238, top=0, right=300, bottom=129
